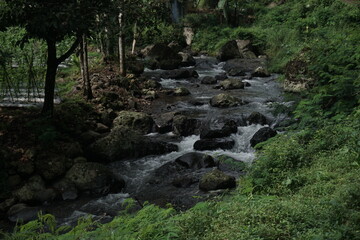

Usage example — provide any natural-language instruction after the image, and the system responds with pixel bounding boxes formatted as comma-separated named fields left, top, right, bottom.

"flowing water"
left=46, top=56, right=291, bottom=226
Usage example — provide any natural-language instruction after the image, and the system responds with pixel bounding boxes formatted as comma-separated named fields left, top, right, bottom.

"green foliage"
left=141, top=22, right=185, bottom=45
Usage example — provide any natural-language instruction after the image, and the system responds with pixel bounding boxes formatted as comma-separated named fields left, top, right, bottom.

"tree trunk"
left=118, top=12, right=126, bottom=76
left=80, top=37, right=86, bottom=93
left=131, top=22, right=138, bottom=55
left=42, top=39, right=58, bottom=115
left=83, top=35, right=93, bottom=99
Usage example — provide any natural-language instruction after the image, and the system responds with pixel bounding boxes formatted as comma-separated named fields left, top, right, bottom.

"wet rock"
left=168, top=41, right=183, bottom=53
left=13, top=175, right=46, bottom=203
left=35, top=153, right=67, bottom=180
left=173, top=87, right=191, bottom=96
left=219, top=79, right=245, bottom=90
left=175, top=152, right=216, bottom=170
left=113, top=111, right=154, bottom=134
left=154, top=112, right=177, bottom=134
left=88, top=127, right=178, bottom=162
left=194, top=138, right=235, bottom=151
left=161, top=69, right=199, bottom=79
left=65, top=162, right=125, bottom=195
left=199, top=169, right=236, bottom=191
left=227, top=68, right=246, bottom=77
left=7, top=203, right=40, bottom=223
left=210, top=93, right=242, bottom=108
left=173, top=115, right=199, bottom=137
left=247, top=112, right=267, bottom=125
left=250, top=127, right=277, bottom=147
left=215, top=73, right=228, bottom=81
left=200, top=120, right=238, bottom=139
left=34, top=189, right=57, bottom=203
left=244, top=81, right=251, bottom=87
left=195, top=59, right=216, bottom=70
left=223, top=58, right=266, bottom=73
left=53, top=178, right=78, bottom=200
left=189, top=99, right=206, bottom=106
left=201, top=76, right=217, bottom=85
left=179, top=52, right=196, bottom=67
left=251, top=67, right=270, bottom=78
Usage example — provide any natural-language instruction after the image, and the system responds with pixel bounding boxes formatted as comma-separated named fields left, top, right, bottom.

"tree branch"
left=57, top=36, right=81, bottom=65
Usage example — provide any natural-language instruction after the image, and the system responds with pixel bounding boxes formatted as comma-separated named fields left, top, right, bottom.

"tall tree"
left=0, top=0, right=109, bottom=114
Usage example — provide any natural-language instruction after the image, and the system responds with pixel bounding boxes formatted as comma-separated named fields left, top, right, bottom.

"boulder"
left=199, top=169, right=236, bottom=191
left=201, top=76, right=217, bottom=85
left=219, top=79, right=245, bottom=90
left=154, top=112, right=177, bottom=134
left=194, top=138, right=235, bottom=151
left=161, top=69, right=199, bottom=79
left=53, top=178, right=78, bottom=200
left=247, top=112, right=267, bottom=125
left=144, top=44, right=182, bottom=70
left=173, top=115, right=199, bottom=137
left=251, top=67, right=270, bottom=78
left=88, top=127, right=178, bottom=162
left=168, top=41, right=183, bottom=53
left=173, top=87, right=191, bottom=96
left=250, top=127, right=277, bottom=147
left=13, top=175, right=46, bottom=203
left=217, top=40, right=241, bottom=62
left=195, top=59, right=216, bottom=70
left=217, top=40, right=257, bottom=62
left=113, top=111, right=154, bottom=134
left=7, top=203, right=40, bottom=223
left=175, top=152, right=216, bottom=170
left=215, top=73, right=228, bottom=81
left=179, top=52, right=196, bottom=67
left=210, top=93, right=242, bottom=108
left=80, top=130, right=102, bottom=145
left=227, top=68, right=246, bottom=77
left=65, top=162, right=125, bottom=195
left=223, top=58, right=266, bottom=73
left=200, top=120, right=238, bottom=139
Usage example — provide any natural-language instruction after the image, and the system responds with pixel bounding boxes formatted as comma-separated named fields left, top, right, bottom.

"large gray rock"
left=201, top=76, right=217, bottom=85
left=199, top=169, right=236, bottom=191
left=247, top=112, right=267, bottom=125
left=65, top=162, right=125, bottom=195
left=194, top=138, right=235, bottom=151
left=251, top=66, right=270, bottom=78
left=143, top=44, right=182, bottom=70
left=175, top=153, right=216, bottom=170
left=161, top=69, right=199, bottom=79
left=210, top=93, right=242, bottom=108
left=113, top=111, right=154, bottom=134
left=179, top=52, right=196, bottom=67
left=173, top=87, right=191, bottom=96
left=7, top=203, right=40, bottom=223
left=250, top=127, right=277, bottom=147
left=173, top=115, right=199, bottom=137
left=200, top=120, right=238, bottom=139
left=217, top=40, right=257, bottom=62
left=219, top=79, right=245, bottom=90
left=88, top=127, right=178, bottom=162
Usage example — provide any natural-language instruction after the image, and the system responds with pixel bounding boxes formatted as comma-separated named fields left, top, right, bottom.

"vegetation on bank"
left=1, top=0, right=360, bottom=239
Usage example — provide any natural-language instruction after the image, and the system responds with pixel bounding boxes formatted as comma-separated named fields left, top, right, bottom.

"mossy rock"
left=113, top=111, right=154, bottom=134
left=199, top=169, right=236, bottom=191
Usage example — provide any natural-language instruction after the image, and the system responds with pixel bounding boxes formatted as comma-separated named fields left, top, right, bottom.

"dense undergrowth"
left=2, top=0, right=360, bottom=239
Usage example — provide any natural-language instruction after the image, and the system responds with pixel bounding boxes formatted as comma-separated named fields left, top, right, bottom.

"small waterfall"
left=170, top=0, right=183, bottom=23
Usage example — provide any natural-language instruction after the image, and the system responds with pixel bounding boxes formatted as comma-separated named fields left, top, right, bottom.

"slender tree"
left=0, top=0, right=109, bottom=114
